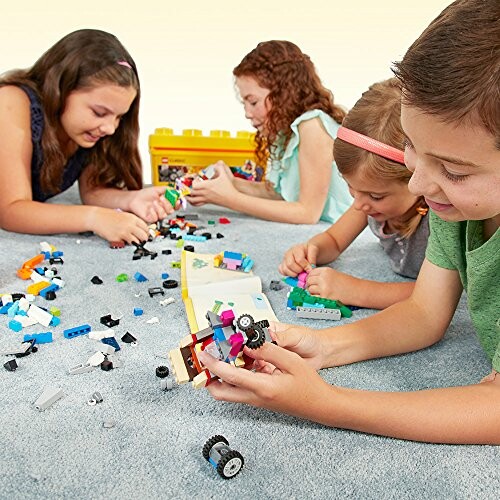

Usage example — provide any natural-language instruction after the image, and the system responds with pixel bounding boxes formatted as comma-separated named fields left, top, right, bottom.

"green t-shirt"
left=425, top=211, right=500, bottom=371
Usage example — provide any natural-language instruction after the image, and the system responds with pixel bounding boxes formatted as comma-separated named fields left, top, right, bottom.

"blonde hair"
left=334, top=78, right=427, bottom=238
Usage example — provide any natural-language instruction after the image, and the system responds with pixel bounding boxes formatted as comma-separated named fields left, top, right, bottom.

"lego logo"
left=161, top=157, right=169, bottom=163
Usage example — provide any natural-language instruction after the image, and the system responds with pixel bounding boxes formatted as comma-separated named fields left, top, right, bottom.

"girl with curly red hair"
left=187, top=41, right=352, bottom=224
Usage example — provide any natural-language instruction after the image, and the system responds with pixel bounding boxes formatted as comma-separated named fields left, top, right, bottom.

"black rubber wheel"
left=245, top=325, right=265, bottom=349
left=202, top=435, right=228, bottom=461
left=155, top=366, right=169, bottom=378
left=236, top=314, right=254, bottom=331
left=217, top=450, right=244, bottom=479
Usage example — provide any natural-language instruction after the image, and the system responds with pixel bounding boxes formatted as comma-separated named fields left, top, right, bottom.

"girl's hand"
left=87, top=207, right=150, bottom=244
left=279, top=243, right=319, bottom=276
left=307, top=267, right=359, bottom=304
left=197, top=339, right=334, bottom=419
left=187, top=161, right=237, bottom=207
left=128, top=186, right=176, bottom=223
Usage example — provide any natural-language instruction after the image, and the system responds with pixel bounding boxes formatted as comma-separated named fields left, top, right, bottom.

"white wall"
left=2, top=0, right=451, bottom=183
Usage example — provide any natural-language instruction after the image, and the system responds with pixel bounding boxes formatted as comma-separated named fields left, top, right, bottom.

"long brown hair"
left=393, top=0, right=500, bottom=149
left=0, top=29, right=142, bottom=195
left=334, top=78, right=426, bottom=238
left=233, top=40, right=345, bottom=167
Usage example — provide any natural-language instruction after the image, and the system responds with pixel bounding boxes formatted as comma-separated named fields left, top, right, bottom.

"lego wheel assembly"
left=202, top=435, right=244, bottom=479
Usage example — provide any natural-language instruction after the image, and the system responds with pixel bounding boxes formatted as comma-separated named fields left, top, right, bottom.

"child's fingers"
left=153, top=186, right=167, bottom=196
left=306, top=245, right=319, bottom=267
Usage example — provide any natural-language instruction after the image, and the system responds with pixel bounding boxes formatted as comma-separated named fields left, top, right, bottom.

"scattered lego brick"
left=91, top=275, right=103, bottom=285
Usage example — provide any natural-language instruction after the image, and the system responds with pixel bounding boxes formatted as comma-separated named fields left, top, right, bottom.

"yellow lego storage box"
left=149, top=128, right=259, bottom=185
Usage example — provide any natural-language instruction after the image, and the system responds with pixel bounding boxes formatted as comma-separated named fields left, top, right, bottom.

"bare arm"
left=187, top=118, right=337, bottom=224
left=318, top=259, right=463, bottom=366
left=279, top=205, right=367, bottom=275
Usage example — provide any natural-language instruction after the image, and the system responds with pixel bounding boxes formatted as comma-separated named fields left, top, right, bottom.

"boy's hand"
left=186, top=161, right=237, bottom=207
left=306, top=267, right=359, bottom=304
left=128, top=186, right=176, bottom=223
left=279, top=243, right=319, bottom=276
left=87, top=207, right=150, bottom=244
left=197, top=339, right=334, bottom=419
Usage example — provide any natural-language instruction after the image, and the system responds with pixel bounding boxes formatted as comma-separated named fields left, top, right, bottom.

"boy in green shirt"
left=198, top=0, right=500, bottom=444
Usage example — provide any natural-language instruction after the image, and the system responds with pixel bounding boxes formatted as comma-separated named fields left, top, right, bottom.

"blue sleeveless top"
left=22, top=86, right=90, bottom=201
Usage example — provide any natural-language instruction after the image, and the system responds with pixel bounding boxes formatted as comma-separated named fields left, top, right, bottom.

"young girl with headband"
left=280, top=78, right=429, bottom=309
left=187, top=40, right=352, bottom=224
left=0, top=29, right=175, bottom=244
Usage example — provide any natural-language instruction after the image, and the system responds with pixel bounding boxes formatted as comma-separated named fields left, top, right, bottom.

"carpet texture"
left=0, top=187, right=498, bottom=499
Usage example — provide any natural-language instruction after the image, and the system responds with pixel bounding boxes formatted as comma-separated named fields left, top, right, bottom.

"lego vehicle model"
left=202, top=435, right=244, bottom=479
left=169, top=309, right=271, bottom=389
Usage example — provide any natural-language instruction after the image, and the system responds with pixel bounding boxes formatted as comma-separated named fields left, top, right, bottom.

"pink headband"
left=337, top=126, right=405, bottom=165
left=117, top=60, right=132, bottom=69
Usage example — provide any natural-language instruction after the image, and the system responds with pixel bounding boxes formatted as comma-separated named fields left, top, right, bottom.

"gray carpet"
left=0, top=186, right=498, bottom=500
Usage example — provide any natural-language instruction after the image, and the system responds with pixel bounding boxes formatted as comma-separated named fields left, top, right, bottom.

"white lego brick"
left=296, top=306, right=342, bottom=320
left=1, top=294, right=13, bottom=306
left=34, top=387, right=64, bottom=411
left=44, top=270, right=55, bottom=279
left=160, top=297, right=175, bottom=306
left=68, top=363, right=94, bottom=375
left=30, top=270, right=50, bottom=284
left=87, top=351, right=106, bottom=367
left=146, top=317, right=159, bottom=324
left=25, top=294, right=35, bottom=302
left=27, top=304, right=53, bottom=327
left=39, top=241, right=52, bottom=253
left=14, top=314, right=39, bottom=327
left=18, top=297, right=30, bottom=312
left=52, top=277, right=65, bottom=288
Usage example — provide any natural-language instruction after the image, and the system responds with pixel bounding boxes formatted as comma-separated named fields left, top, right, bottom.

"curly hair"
left=0, top=29, right=142, bottom=195
left=393, top=0, right=500, bottom=149
left=334, top=78, right=427, bottom=239
left=233, top=40, right=345, bottom=167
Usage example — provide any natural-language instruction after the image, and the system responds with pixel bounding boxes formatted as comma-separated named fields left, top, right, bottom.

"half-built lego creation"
left=169, top=309, right=271, bottom=389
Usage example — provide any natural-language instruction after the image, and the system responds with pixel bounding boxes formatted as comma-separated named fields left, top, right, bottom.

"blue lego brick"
left=24, top=332, right=53, bottom=344
left=35, top=267, right=46, bottom=275
left=302, top=302, right=325, bottom=308
left=50, top=316, right=61, bottom=327
left=242, top=258, right=254, bottom=272
left=7, top=302, right=20, bottom=317
left=41, top=251, right=51, bottom=259
left=63, top=324, right=91, bottom=339
left=212, top=326, right=226, bottom=344
left=0, top=303, right=11, bottom=314
left=9, top=320, right=23, bottom=332
left=134, top=272, right=148, bottom=282
left=161, top=273, right=169, bottom=280
left=102, top=336, right=120, bottom=351
left=39, top=283, right=59, bottom=298
left=223, top=251, right=243, bottom=261
left=52, top=251, right=64, bottom=257
left=184, top=234, right=207, bottom=242
left=133, top=307, right=143, bottom=316
left=283, top=276, right=298, bottom=287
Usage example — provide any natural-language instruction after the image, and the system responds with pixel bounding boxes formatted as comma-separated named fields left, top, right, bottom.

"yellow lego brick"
left=26, top=281, right=51, bottom=296
left=168, top=348, right=190, bottom=384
